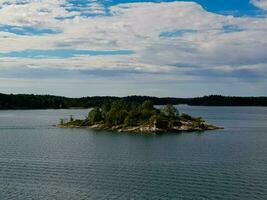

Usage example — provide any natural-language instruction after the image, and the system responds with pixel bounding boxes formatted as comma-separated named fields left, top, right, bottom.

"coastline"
left=57, top=121, right=223, bottom=134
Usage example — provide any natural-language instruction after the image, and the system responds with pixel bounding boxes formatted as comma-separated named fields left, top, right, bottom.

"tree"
left=180, top=113, right=193, bottom=121
left=101, top=102, right=111, bottom=119
left=69, top=115, right=74, bottom=122
left=162, top=104, right=179, bottom=118
left=88, top=108, right=103, bottom=124
left=141, top=100, right=154, bottom=110
left=124, top=109, right=141, bottom=126
left=106, top=109, right=128, bottom=126
left=110, top=100, right=129, bottom=111
left=149, top=114, right=169, bottom=129
left=101, top=102, right=111, bottom=113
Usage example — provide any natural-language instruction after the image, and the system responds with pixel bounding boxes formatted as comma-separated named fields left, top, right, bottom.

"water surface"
left=0, top=106, right=266, bottom=199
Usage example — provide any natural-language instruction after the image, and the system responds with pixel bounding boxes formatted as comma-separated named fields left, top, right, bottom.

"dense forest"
left=0, top=93, right=267, bottom=109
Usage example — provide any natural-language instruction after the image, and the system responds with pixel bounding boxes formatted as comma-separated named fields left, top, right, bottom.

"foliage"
left=1, top=93, right=267, bottom=110
left=82, top=100, right=210, bottom=130
left=162, top=104, right=179, bottom=118
left=149, top=114, right=169, bottom=129
left=69, top=115, right=74, bottom=122
left=141, top=100, right=154, bottom=110
left=180, top=113, right=193, bottom=121
left=88, top=108, right=103, bottom=124
left=194, top=117, right=205, bottom=127
left=85, top=100, right=181, bottom=130
left=86, top=100, right=161, bottom=127
left=106, top=109, right=128, bottom=126
left=101, top=102, right=111, bottom=113
left=61, top=99, right=212, bottom=131
left=124, top=110, right=141, bottom=126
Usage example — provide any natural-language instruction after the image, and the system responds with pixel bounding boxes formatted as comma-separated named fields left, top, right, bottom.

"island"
left=58, top=100, right=222, bottom=134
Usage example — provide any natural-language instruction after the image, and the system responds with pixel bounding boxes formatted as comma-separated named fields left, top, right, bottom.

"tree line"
left=0, top=93, right=267, bottom=109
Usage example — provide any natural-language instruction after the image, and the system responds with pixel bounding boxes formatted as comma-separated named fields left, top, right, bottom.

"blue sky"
left=0, top=0, right=267, bottom=97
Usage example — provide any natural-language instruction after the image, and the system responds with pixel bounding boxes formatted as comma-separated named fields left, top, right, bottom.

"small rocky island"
left=58, top=100, right=222, bottom=133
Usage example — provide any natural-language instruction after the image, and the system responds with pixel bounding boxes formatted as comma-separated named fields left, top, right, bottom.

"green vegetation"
left=1, top=93, right=265, bottom=110
left=86, top=100, right=163, bottom=127
left=60, top=100, right=221, bottom=133
left=0, top=93, right=184, bottom=109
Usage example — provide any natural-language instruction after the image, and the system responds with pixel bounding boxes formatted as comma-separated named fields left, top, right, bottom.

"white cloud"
left=251, top=0, right=267, bottom=10
left=0, top=55, right=177, bottom=73
left=0, top=1, right=266, bottom=82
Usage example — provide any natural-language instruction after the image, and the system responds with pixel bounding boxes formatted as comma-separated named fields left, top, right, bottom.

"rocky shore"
left=58, top=120, right=222, bottom=134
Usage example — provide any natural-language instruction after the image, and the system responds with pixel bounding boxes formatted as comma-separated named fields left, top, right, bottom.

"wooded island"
left=59, top=100, right=222, bottom=133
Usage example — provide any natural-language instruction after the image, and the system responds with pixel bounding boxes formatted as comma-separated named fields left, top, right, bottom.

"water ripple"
left=0, top=108, right=266, bottom=199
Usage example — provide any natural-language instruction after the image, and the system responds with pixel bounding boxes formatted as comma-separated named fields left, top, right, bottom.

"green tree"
left=69, top=115, right=74, bottom=122
left=88, top=108, right=103, bottom=124
left=180, top=113, right=193, bottom=121
left=101, top=102, right=111, bottom=113
left=111, top=100, right=128, bottom=111
left=149, top=114, right=169, bottom=129
left=106, top=109, right=128, bottom=126
left=101, top=102, right=111, bottom=119
left=124, top=109, right=141, bottom=126
left=141, top=100, right=154, bottom=110
left=162, top=104, right=179, bottom=118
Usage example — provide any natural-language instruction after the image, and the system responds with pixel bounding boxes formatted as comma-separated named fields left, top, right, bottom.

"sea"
left=0, top=106, right=266, bottom=199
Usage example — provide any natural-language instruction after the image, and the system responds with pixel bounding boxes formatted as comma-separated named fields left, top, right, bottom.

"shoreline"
left=1, top=105, right=267, bottom=111
left=58, top=121, right=223, bottom=134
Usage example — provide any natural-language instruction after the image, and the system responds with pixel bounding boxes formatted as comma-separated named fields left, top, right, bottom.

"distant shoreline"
left=2, top=105, right=267, bottom=111
left=1, top=93, right=267, bottom=109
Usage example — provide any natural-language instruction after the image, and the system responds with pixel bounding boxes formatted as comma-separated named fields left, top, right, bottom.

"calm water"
left=0, top=106, right=267, bottom=200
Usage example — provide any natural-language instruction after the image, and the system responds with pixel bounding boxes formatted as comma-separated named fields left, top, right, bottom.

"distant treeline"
left=188, top=95, right=267, bottom=106
left=0, top=93, right=267, bottom=109
left=0, top=93, right=185, bottom=109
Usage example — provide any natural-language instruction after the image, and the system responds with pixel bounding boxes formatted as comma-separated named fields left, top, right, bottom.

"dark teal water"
left=0, top=106, right=266, bottom=199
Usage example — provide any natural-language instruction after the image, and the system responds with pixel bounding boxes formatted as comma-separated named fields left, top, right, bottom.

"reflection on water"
left=0, top=107, right=267, bottom=199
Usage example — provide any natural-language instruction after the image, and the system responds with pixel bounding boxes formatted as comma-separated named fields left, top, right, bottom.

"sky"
left=0, top=0, right=267, bottom=97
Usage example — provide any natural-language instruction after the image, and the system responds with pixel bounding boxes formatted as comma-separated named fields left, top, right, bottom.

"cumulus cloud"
left=0, top=0, right=267, bottom=86
left=251, top=0, right=267, bottom=10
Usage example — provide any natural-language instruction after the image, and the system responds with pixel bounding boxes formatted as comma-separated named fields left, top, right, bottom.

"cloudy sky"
left=0, top=0, right=267, bottom=97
